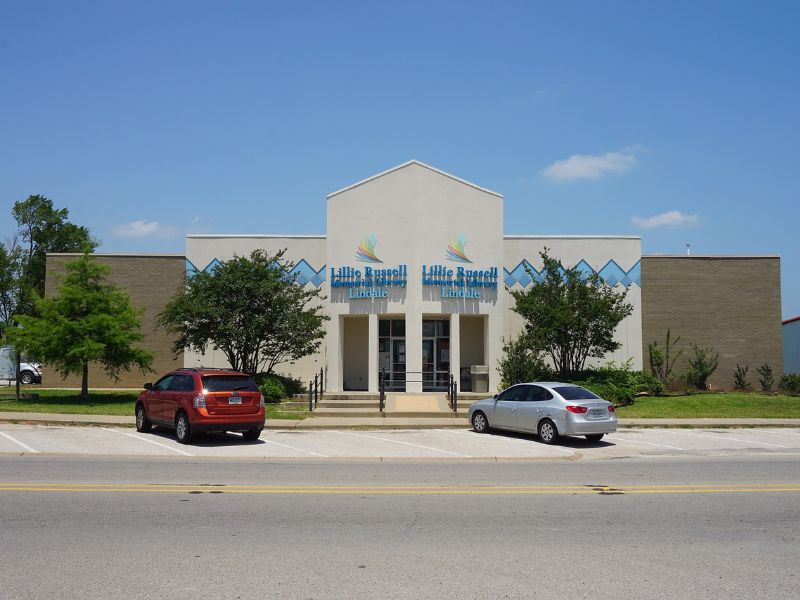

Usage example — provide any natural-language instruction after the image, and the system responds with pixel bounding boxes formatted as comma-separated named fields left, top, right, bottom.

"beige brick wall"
left=641, top=256, right=783, bottom=390
left=43, top=254, right=185, bottom=389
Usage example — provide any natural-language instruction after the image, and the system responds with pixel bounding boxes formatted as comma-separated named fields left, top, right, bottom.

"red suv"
left=135, top=368, right=265, bottom=444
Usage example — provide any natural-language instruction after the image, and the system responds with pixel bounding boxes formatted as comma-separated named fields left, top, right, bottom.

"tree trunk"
left=81, top=362, right=89, bottom=402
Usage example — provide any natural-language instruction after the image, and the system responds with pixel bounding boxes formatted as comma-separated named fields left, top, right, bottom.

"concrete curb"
left=1, top=412, right=800, bottom=430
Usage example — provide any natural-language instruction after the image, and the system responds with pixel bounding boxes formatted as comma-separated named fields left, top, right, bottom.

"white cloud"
left=541, top=149, right=638, bottom=181
left=632, top=210, right=701, bottom=229
left=114, top=220, right=177, bottom=238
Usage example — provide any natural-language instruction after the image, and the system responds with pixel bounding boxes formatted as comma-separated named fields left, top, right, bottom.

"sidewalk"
left=1, top=411, right=799, bottom=430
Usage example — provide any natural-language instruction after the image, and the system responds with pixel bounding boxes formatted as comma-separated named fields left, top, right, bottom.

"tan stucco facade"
left=186, top=161, right=644, bottom=393
left=43, top=254, right=184, bottom=388
left=641, top=256, right=783, bottom=389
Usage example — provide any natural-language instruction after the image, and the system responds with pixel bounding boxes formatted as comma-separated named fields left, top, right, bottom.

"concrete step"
left=316, top=399, right=381, bottom=409
left=312, top=407, right=470, bottom=418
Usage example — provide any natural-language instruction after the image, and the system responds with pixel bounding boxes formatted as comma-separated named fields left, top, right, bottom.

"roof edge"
left=782, top=315, right=800, bottom=325
left=47, top=252, right=184, bottom=258
left=642, top=254, right=781, bottom=259
left=327, top=159, right=503, bottom=199
left=186, top=234, right=326, bottom=239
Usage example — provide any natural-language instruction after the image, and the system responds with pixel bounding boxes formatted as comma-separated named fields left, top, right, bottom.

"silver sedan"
left=467, top=382, right=617, bottom=443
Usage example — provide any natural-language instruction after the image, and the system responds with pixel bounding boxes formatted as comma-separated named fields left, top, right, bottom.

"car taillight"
left=193, top=394, right=206, bottom=408
left=565, top=405, right=588, bottom=414
left=608, top=405, right=615, bottom=412
left=259, top=393, right=265, bottom=408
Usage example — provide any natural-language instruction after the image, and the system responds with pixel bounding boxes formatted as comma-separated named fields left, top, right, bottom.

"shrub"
left=733, top=364, right=750, bottom=390
left=648, top=329, right=683, bottom=383
left=497, top=335, right=553, bottom=389
left=757, top=363, right=774, bottom=391
left=253, top=372, right=306, bottom=400
left=576, top=380, right=636, bottom=406
left=259, top=377, right=286, bottom=403
left=573, top=361, right=665, bottom=405
left=779, top=373, right=800, bottom=396
left=683, top=344, right=719, bottom=390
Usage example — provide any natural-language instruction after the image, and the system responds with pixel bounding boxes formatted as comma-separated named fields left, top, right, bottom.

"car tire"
left=175, top=412, right=193, bottom=444
left=538, top=419, right=559, bottom=444
left=19, top=371, right=34, bottom=385
left=242, top=427, right=262, bottom=441
left=585, top=434, right=604, bottom=442
left=135, top=403, right=152, bottom=433
left=472, top=411, right=490, bottom=433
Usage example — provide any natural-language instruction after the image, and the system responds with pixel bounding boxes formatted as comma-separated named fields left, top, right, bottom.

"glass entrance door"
left=422, top=319, right=450, bottom=391
left=379, top=318, right=406, bottom=391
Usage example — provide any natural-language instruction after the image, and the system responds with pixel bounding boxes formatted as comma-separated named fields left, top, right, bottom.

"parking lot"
left=1, top=423, right=799, bottom=459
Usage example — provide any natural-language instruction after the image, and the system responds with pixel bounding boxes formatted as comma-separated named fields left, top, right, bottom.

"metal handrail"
left=308, top=367, right=324, bottom=411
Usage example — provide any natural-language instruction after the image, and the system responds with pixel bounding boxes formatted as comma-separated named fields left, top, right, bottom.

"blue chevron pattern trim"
left=504, top=259, right=641, bottom=288
left=185, top=257, right=326, bottom=288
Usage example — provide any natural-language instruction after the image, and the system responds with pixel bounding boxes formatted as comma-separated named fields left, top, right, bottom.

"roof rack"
left=176, top=367, right=240, bottom=372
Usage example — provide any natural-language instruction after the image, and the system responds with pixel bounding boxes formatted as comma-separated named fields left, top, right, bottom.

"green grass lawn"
left=616, top=392, right=800, bottom=419
left=0, top=389, right=138, bottom=415
left=0, top=388, right=307, bottom=419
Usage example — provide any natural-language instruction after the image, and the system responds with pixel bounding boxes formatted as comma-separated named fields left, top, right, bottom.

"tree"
left=6, top=255, right=153, bottom=401
left=510, top=249, right=634, bottom=379
left=158, top=249, right=328, bottom=375
left=497, top=334, right=551, bottom=390
left=2, top=195, right=96, bottom=399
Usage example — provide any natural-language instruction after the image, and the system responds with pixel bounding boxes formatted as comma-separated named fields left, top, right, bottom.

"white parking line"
left=102, top=428, right=194, bottom=456
left=335, top=431, right=470, bottom=457
left=259, top=436, right=329, bottom=457
left=668, top=430, right=788, bottom=449
left=0, top=430, right=40, bottom=453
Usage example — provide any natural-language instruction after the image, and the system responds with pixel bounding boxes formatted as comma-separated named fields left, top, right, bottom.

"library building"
left=46, top=160, right=784, bottom=392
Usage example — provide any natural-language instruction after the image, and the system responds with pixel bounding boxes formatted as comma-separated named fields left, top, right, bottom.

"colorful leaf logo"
left=356, top=233, right=382, bottom=263
left=446, top=234, right=472, bottom=263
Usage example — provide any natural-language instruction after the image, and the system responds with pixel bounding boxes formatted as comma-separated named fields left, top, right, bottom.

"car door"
left=163, top=374, right=191, bottom=425
left=492, top=385, right=528, bottom=429
left=149, top=375, right=174, bottom=422
left=516, top=385, right=552, bottom=431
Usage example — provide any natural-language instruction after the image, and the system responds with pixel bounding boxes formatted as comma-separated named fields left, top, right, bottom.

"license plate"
left=591, top=409, right=605, bottom=418
left=228, top=396, right=242, bottom=405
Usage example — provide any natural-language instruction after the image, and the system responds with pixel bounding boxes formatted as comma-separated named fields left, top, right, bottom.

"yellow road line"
left=0, top=483, right=799, bottom=495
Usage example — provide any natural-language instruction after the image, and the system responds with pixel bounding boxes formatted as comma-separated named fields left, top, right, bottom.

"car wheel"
left=538, top=419, right=559, bottom=444
left=175, top=412, right=193, bottom=444
left=19, top=371, right=34, bottom=385
left=135, top=403, right=152, bottom=433
left=472, top=411, right=490, bottom=433
left=585, top=434, right=604, bottom=442
left=242, top=427, right=262, bottom=441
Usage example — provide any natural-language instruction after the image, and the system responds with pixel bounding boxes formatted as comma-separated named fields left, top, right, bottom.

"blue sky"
left=1, top=1, right=798, bottom=317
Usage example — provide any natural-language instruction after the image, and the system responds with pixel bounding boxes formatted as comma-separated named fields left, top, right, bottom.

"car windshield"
left=201, top=375, right=259, bottom=392
left=553, top=385, right=600, bottom=400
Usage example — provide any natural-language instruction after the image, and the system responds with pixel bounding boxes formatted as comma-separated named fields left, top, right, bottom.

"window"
left=154, top=375, right=173, bottom=391
left=498, top=385, right=528, bottom=401
left=529, top=385, right=553, bottom=401
left=167, top=375, right=188, bottom=391
left=201, top=375, right=259, bottom=392
left=554, top=386, right=600, bottom=400
left=391, top=319, right=405, bottom=337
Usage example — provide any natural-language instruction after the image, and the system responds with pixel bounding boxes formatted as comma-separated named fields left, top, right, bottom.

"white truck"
left=0, top=346, right=42, bottom=384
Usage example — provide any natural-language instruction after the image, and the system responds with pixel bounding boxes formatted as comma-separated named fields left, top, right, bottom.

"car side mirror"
left=493, top=393, right=498, bottom=400
left=144, top=383, right=153, bottom=390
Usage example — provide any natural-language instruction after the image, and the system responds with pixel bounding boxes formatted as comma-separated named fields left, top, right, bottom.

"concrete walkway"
left=1, top=411, right=800, bottom=430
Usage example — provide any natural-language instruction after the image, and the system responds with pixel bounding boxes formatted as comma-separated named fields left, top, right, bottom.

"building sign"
left=422, top=265, right=499, bottom=299
left=330, top=265, right=408, bottom=298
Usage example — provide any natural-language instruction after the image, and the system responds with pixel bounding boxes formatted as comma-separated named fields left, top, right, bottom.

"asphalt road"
left=2, top=455, right=799, bottom=599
